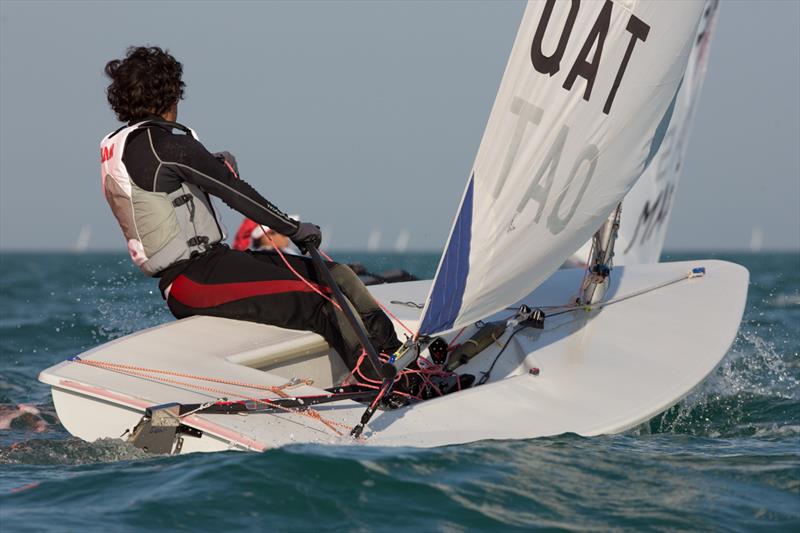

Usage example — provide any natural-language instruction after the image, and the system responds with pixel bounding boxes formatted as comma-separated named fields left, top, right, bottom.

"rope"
left=548, top=268, right=705, bottom=318
left=317, top=248, right=415, bottom=336
left=585, top=269, right=704, bottom=309
left=72, top=358, right=351, bottom=435
left=390, top=300, right=424, bottom=309
left=72, top=359, right=310, bottom=395
left=343, top=348, right=463, bottom=402
left=503, top=268, right=705, bottom=319
left=447, top=327, right=467, bottom=350
left=478, top=268, right=705, bottom=385
left=266, top=230, right=416, bottom=336
left=376, top=300, right=415, bottom=336
left=265, top=230, right=342, bottom=312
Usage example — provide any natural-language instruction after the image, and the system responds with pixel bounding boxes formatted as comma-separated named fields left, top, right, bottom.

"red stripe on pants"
left=169, top=274, right=330, bottom=309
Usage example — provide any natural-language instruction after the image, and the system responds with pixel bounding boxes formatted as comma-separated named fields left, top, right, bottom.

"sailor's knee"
left=330, top=264, right=359, bottom=291
left=330, top=264, right=376, bottom=310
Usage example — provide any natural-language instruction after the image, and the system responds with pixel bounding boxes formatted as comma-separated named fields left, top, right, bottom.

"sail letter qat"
left=604, top=14, right=650, bottom=114
left=562, top=0, right=612, bottom=103
left=531, top=0, right=579, bottom=76
left=531, top=0, right=651, bottom=115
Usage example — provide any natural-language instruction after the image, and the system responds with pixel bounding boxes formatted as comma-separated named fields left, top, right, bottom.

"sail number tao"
left=494, top=96, right=599, bottom=236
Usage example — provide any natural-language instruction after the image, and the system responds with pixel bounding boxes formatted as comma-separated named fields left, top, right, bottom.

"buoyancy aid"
left=100, top=121, right=223, bottom=276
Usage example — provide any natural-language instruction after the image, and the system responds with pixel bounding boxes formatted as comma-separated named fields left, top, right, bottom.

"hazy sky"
left=1, top=0, right=798, bottom=251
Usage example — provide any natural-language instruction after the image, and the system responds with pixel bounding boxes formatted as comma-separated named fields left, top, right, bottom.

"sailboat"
left=39, top=0, right=747, bottom=454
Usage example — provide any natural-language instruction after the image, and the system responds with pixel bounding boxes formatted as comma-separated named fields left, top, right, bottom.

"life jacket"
left=100, top=121, right=224, bottom=277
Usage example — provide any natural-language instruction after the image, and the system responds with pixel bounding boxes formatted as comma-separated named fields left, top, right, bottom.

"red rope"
left=74, top=358, right=351, bottom=435
left=223, top=160, right=239, bottom=178
left=342, top=348, right=462, bottom=402
left=265, top=230, right=342, bottom=312
left=448, top=327, right=467, bottom=349
left=317, top=247, right=415, bottom=336
left=221, top=157, right=414, bottom=338
left=72, top=359, right=309, bottom=395
left=209, top=224, right=442, bottom=413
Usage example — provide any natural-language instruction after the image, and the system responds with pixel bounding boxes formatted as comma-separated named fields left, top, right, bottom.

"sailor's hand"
left=291, top=222, right=322, bottom=254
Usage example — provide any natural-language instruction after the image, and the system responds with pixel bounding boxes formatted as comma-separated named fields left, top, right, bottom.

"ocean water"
left=0, top=251, right=797, bottom=532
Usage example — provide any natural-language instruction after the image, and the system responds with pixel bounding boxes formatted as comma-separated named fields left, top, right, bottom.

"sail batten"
left=418, top=0, right=708, bottom=336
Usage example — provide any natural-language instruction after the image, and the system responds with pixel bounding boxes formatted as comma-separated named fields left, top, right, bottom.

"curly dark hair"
left=104, top=46, right=185, bottom=122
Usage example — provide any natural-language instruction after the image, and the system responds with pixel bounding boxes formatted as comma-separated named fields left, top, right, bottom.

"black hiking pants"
left=164, top=246, right=401, bottom=380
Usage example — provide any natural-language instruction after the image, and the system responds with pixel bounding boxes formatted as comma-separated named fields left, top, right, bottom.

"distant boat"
left=320, top=226, right=333, bottom=251
left=749, top=227, right=764, bottom=252
left=394, top=229, right=410, bottom=253
left=74, top=225, right=92, bottom=252
left=366, top=228, right=382, bottom=251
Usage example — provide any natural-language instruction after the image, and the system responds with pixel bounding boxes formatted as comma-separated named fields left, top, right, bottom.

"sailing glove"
left=291, top=222, right=322, bottom=254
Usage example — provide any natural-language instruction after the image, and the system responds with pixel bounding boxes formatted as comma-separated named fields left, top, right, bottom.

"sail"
left=571, top=0, right=720, bottom=265
left=419, top=0, right=707, bottom=336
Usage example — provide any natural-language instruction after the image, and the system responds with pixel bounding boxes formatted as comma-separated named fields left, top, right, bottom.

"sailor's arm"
left=166, top=136, right=300, bottom=237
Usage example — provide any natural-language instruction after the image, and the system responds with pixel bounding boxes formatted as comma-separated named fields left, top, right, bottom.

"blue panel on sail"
left=419, top=176, right=474, bottom=336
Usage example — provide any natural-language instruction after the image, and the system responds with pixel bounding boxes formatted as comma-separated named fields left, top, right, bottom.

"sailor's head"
left=104, top=46, right=184, bottom=123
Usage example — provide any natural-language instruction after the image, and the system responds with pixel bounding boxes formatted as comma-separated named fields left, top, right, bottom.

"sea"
left=0, top=251, right=797, bottom=532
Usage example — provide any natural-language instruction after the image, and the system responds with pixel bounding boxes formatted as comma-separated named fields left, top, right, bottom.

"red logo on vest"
left=101, top=144, right=115, bottom=163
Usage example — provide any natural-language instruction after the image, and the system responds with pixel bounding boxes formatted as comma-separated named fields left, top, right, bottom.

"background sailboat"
left=571, top=0, right=721, bottom=266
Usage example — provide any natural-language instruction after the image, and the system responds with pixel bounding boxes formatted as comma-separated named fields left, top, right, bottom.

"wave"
left=648, top=330, right=799, bottom=437
left=0, top=437, right=148, bottom=466
left=2, top=438, right=798, bottom=531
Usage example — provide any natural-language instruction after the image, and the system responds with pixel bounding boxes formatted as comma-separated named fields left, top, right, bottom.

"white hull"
left=39, top=260, right=748, bottom=453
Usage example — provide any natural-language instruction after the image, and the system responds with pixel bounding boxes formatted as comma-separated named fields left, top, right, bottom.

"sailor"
left=100, top=46, right=401, bottom=379
left=233, top=216, right=299, bottom=254
left=231, top=217, right=260, bottom=252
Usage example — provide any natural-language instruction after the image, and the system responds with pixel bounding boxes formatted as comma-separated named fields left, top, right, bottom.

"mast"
left=580, top=203, right=621, bottom=305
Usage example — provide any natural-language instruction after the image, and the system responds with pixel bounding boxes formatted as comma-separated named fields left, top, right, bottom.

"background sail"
left=570, top=0, right=720, bottom=266
left=419, top=0, right=707, bottom=336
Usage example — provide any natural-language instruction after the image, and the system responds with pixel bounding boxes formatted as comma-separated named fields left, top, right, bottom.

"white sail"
left=572, top=0, right=720, bottom=265
left=419, top=0, right=707, bottom=336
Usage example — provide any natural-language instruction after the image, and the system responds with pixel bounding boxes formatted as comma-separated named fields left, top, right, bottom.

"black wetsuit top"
left=119, top=117, right=299, bottom=292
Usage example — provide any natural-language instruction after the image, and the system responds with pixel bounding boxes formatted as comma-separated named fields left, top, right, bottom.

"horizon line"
left=0, top=246, right=798, bottom=254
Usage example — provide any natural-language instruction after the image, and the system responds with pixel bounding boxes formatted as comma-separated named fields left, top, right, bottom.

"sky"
left=1, top=0, right=798, bottom=252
